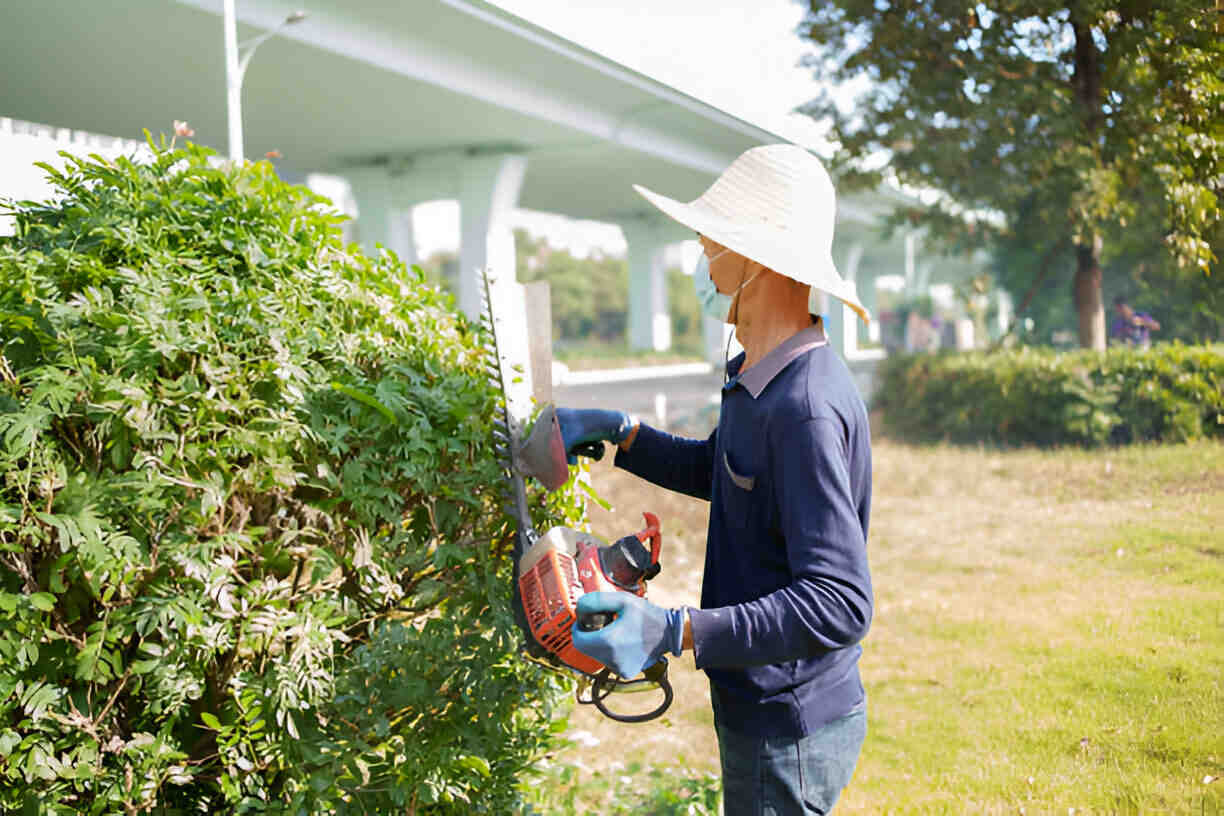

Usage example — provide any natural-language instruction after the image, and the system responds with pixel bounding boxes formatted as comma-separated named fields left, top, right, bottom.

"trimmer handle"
left=635, top=512, right=662, bottom=568
left=575, top=511, right=664, bottom=632
left=571, top=441, right=606, bottom=461
left=578, top=612, right=614, bottom=631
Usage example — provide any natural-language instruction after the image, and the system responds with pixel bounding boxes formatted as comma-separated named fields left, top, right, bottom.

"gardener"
left=558, top=144, right=875, bottom=815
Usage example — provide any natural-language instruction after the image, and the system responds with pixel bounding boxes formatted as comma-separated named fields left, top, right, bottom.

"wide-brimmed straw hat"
left=633, top=144, right=869, bottom=324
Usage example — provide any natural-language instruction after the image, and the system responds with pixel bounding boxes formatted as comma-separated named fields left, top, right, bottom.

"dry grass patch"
left=544, top=438, right=1224, bottom=814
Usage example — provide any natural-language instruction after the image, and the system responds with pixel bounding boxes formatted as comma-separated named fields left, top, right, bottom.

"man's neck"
left=735, top=285, right=814, bottom=370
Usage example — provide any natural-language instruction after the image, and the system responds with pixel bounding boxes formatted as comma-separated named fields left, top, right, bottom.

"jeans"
left=713, top=696, right=867, bottom=815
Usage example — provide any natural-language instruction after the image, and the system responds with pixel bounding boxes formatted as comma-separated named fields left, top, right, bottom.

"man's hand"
left=555, top=408, right=634, bottom=464
left=570, top=592, right=684, bottom=679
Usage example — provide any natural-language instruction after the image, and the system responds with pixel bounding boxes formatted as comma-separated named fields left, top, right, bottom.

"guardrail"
left=552, top=361, right=715, bottom=386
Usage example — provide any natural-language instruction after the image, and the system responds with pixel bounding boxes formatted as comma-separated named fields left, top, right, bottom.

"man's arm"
left=615, top=424, right=718, bottom=502
left=688, top=416, right=872, bottom=667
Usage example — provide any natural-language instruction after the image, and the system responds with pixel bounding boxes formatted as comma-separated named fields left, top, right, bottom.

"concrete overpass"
left=1, top=0, right=924, bottom=357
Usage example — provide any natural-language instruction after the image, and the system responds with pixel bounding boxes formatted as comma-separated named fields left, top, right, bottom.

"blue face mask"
left=694, top=251, right=732, bottom=322
left=694, top=249, right=763, bottom=323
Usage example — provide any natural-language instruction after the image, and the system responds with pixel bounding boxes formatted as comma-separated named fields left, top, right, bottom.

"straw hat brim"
left=633, top=183, right=870, bottom=324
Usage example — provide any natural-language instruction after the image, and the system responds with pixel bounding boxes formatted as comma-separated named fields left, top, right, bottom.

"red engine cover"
left=518, top=513, right=660, bottom=677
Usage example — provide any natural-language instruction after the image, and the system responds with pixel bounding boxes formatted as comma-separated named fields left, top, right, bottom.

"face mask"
left=694, top=249, right=764, bottom=323
left=694, top=251, right=732, bottom=322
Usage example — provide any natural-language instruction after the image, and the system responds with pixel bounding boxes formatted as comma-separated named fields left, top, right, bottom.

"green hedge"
left=875, top=344, right=1224, bottom=446
left=0, top=142, right=581, bottom=813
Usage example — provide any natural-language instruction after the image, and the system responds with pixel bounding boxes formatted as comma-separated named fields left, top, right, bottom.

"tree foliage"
left=514, top=229, right=630, bottom=344
left=0, top=141, right=580, bottom=813
left=513, top=229, right=703, bottom=355
left=799, top=0, right=1223, bottom=347
left=991, top=206, right=1224, bottom=344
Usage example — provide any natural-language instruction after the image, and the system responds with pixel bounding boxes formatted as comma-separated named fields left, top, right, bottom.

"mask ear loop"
left=721, top=258, right=757, bottom=385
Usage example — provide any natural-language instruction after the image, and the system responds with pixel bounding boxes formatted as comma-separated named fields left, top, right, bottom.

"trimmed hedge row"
left=875, top=344, right=1224, bottom=446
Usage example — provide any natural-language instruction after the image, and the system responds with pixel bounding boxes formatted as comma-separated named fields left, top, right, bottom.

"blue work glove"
left=555, top=407, right=634, bottom=464
left=571, top=592, right=685, bottom=679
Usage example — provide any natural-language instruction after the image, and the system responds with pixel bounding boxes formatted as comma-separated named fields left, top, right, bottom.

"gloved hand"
left=571, top=591, right=685, bottom=679
left=555, top=407, right=634, bottom=464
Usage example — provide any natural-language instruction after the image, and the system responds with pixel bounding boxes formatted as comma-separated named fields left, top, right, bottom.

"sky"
left=492, top=0, right=832, bottom=153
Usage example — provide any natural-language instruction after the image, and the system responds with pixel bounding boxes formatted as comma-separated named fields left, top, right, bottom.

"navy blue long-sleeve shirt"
left=615, top=321, right=873, bottom=738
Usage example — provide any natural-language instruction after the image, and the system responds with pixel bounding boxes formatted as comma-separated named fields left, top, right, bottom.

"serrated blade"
left=480, top=267, right=536, bottom=549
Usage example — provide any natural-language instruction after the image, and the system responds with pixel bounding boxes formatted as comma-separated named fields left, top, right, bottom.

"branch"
left=1016, top=237, right=1073, bottom=316
left=990, top=237, right=1071, bottom=350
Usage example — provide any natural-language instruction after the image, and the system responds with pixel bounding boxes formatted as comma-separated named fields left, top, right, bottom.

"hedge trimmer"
left=480, top=269, right=673, bottom=723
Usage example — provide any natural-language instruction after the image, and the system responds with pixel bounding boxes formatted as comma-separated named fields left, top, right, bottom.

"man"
left=1110, top=296, right=1161, bottom=349
left=558, top=145, right=874, bottom=814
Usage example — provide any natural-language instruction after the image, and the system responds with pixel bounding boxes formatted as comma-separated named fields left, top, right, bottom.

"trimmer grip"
left=577, top=611, right=614, bottom=631
left=572, top=441, right=606, bottom=461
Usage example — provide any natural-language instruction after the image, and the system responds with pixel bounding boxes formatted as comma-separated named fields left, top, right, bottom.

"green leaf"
left=28, top=593, right=55, bottom=612
left=331, top=381, right=398, bottom=424
left=577, top=478, right=613, bottom=512
left=456, top=755, right=491, bottom=777
left=0, top=730, right=19, bottom=757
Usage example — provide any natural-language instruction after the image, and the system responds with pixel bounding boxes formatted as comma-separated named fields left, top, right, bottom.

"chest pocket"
left=719, top=448, right=763, bottom=532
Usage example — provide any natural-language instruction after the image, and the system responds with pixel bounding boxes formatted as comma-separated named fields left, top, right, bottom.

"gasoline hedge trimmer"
left=480, top=270, right=672, bottom=723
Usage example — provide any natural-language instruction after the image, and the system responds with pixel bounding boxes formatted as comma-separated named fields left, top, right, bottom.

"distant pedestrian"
left=1109, top=296, right=1160, bottom=349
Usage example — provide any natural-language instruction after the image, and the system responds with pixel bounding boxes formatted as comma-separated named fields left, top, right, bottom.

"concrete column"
left=843, top=243, right=865, bottom=287
left=904, top=230, right=917, bottom=290
left=703, top=315, right=729, bottom=366
left=391, top=210, right=418, bottom=268
left=818, top=288, right=843, bottom=357
left=618, top=217, right=677, bottom=352
left=458, top=153, right=528, bottom=319
left=817, top=243, right=864, bottom=358
left=347, top=166, right=417, bottom=265
left=271, top=163, right=309, bottom=188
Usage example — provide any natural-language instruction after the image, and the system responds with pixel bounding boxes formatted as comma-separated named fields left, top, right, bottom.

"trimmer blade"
left=516, top=404, right=569, bottom=492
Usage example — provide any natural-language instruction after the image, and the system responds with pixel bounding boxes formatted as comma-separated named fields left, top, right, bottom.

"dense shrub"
left=0, top=142, right=580, bottom=813
left=876, top=344, right=1224, bottom=446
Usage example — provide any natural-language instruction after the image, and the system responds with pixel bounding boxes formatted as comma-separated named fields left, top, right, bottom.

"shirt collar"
left=727, top=317, right=828, bottom=399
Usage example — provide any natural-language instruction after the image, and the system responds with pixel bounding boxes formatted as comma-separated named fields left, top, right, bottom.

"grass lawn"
left=541, top=437, right=1224, bottom=814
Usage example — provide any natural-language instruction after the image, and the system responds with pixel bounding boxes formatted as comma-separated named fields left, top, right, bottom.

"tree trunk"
left=1074, top=235, right=1106, bottom=350
left=1071, top=17, right=1106, bottom=350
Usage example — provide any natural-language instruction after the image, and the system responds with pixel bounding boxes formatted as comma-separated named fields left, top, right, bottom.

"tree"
left=666, top=264, right=705, bottom=356
left=514, top=229, right=629, bottom=345
left=799, top=0, right=1223, bottom=349
left=1106, top=187, right=1224, bottom=341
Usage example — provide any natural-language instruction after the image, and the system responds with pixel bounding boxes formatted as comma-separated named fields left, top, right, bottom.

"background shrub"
left=0, top=142, right=580, bottom=813
left=875, top=345, right=1224, bottom=446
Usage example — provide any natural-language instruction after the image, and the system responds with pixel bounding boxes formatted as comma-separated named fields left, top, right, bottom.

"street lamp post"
left=223, top=2, right=307, bottom=161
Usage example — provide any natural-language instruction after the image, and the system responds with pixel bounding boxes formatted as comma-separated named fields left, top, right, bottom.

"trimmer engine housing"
left=517, top=513, right=661, bottom=678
